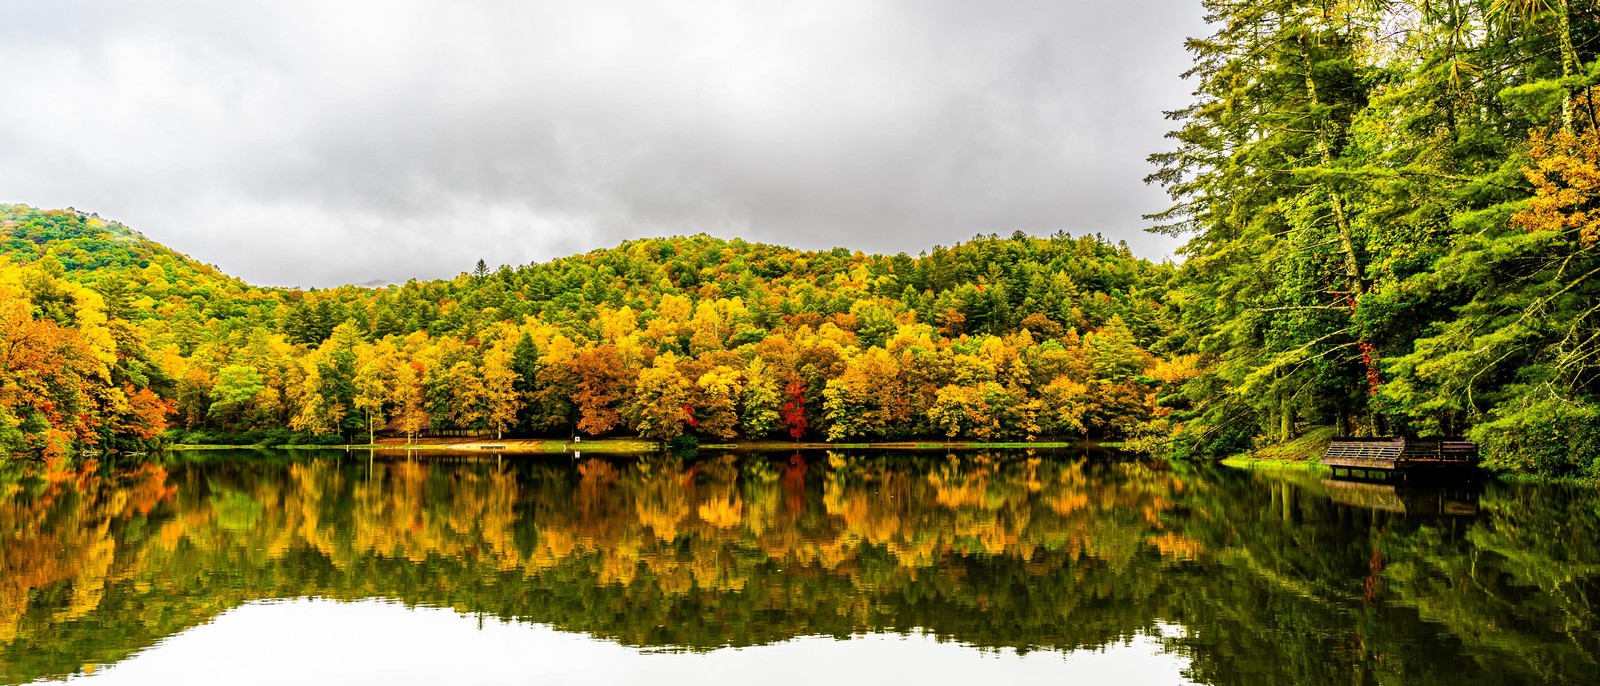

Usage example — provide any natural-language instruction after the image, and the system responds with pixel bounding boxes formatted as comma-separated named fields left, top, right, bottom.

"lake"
left=1, top=448, right=1596, bottom=685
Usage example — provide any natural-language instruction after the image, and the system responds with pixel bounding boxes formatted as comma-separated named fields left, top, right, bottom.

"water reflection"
left=1318, top=479, right=1481, bottom=516
left=1, top=450, right=1596, bottom=685
left=50, top=599, right=1197, bottom=686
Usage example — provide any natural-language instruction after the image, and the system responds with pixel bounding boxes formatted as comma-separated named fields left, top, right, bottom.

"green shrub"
left=666, top=433, right=700, bottom=454
left=1473, top=397, right=1600, bottom=478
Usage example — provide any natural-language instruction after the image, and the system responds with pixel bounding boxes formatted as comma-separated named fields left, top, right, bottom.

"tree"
left=289, top=362, right=341, bottom=437
left=1386, top=125, right=1600, bottom=476
left=569, top=345, right=631, bottom=436
left=928, top=385, right=982, bottom=439
left=527, top=335, right=579, bottom=433
left=780, top=378, right=808, bottom=440
left=448, top=359, right=488, bottom=432
left=1084, top=317, right=1148, bottom=381
left=687, top=302, right=724, bottom=356
left=852, top=302, right=897, bottom=349
left=1492, top=0, right=1584, bottom=134
left=694, top=366, right=743, bottom=440
left=0, top=292, right=100, bottom=461
left=208, top=364, right=266, bottom=430
left=480, top=339, right=521, bottom=440
left=1037, top=377, right=1090, bottom=437
left=823, top=347, right=908, bottom=440
left=392, top=360, right=429, bottom=444
left=318, top=323, right=364, bottom=439
left=629, top=354, right=693, bottom=442
left=510, top=332, right=541, bottom=433
left=352, top=344, right=393, bottom=444
left=1147, top=0, right=1384, bottom=449
left=739, top=358, right=781, bottom=438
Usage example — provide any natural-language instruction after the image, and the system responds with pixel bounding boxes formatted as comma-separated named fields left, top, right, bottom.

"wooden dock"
left=1322, top=437, right=1478, bottom=480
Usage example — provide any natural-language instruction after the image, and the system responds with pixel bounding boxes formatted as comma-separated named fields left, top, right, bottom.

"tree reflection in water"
left=1, top=450, right=1595, bottom=685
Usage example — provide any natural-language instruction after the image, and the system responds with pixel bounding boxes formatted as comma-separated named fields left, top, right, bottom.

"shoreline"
left=1214, top=427, right=1599, bottom=486
left=168, top=437, right=1108, bottom=454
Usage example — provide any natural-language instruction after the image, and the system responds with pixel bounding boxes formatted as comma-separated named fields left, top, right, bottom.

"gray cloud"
left=0, top=0, right=1205, bottom=287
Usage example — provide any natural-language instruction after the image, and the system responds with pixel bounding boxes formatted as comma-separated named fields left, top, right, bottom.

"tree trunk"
left=1300, top=26, right=1386, bottom=433
left=1557, top=0, right=1577, bottom=134
left=1300, top=29, right=1365, bottom=300
left=1280, top=402, right=1295, bottom=443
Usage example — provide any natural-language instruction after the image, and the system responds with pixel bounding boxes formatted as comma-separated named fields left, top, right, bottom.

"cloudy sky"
left=1, top=1, right=1206, bottom=288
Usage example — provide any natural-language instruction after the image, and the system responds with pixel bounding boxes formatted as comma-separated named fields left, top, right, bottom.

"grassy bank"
left=1218, top=427, right=1336, bottom=474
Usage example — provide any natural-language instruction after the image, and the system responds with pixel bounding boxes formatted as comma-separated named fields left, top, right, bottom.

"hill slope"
left=0, top=205, right=1185, bottom=459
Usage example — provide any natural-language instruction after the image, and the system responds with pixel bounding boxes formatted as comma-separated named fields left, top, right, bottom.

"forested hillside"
left=4, top=1, right=1599, bottom=479
left=0, top=204, right=1186, bottom=463
left=1149, top=0, right=1600, bottom=477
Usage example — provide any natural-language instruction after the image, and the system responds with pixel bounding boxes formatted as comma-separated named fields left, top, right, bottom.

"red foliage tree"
left=780, top=379, right=808, bottom=440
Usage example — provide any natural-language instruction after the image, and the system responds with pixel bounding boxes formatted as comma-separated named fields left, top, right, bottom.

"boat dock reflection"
left=1319, top=479, right=1480, bottom=516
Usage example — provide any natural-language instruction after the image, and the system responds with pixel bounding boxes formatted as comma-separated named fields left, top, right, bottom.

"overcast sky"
left=1, top=1, right=1205, bottom=288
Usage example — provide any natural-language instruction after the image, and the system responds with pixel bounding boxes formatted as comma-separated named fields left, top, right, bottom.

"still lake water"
left=1, top=448, right=1595, bottom=685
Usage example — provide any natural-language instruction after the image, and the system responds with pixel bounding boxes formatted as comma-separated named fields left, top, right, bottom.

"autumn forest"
left=4, top=1, right=1600, bottom=478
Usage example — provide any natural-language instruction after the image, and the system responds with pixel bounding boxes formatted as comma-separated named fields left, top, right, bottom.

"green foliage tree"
left=207, top=365, right=265, bottom=430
